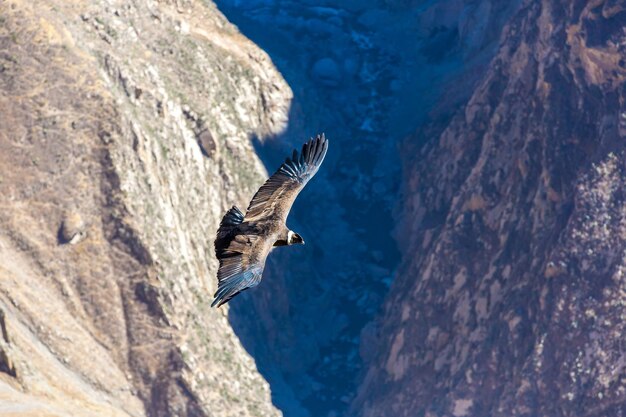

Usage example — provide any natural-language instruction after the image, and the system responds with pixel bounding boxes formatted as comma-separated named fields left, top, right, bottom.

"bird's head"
left=287, top=230, right=305, bottom=245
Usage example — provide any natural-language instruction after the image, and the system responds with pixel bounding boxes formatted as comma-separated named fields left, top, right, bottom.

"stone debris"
left=59, top=212, right=87, bottom=245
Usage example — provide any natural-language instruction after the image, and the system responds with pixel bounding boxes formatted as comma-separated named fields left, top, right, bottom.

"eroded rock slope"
left=355, top=1, right=626, bottom=416
left=0, top=0, right=290, bottom=415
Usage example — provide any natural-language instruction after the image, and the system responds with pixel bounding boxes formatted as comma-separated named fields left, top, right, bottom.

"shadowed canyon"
left=0, top=1, right=625, bottom=417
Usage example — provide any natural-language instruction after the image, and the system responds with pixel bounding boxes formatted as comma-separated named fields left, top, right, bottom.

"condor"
left=212, top=134, right=329, bottom=307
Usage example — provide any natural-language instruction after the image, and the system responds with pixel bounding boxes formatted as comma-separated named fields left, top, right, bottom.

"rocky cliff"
left=2, top=0, right=625, bottom=416
left=0, top=0, right=290, bottom=416
left=355, top=0, right=626, bottom=416
left=213, top=1, right=520, bottom=416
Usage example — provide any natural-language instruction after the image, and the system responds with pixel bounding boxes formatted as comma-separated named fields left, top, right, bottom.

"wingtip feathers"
left=211, top=267, right=262, bottom=308
left=277, top=134, right=328, bottom=181
left=298, top=133, right=328, bottom=166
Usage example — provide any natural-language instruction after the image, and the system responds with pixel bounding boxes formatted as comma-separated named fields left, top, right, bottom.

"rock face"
left=211, top=1, right=519, bottom=416
left=0, top=0, right=290, bottom=416
left=355, top=1, right=626, bottom=416
left=2, top=0, right=624, bottom=416
left=311, top=58, right=341, bottom=87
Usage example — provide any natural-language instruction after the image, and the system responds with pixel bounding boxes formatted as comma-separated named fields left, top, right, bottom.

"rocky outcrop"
left=0, top=0, right=290, bottom=416
left=355, top=1, right=626, bottom=416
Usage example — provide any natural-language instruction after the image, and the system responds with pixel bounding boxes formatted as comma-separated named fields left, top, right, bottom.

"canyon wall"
left=355, top=1, right=626, bottom=416
left=2, top=0, right=625, bottom=416
left=0, top=0, right=290, bottom=416
left=213, top=1, right=520, bottom=415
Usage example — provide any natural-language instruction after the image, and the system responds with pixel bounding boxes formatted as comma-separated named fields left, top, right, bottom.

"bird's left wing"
left=212, top=233, right=267, bottom=308
left=244, top=134, right=329, bottom=223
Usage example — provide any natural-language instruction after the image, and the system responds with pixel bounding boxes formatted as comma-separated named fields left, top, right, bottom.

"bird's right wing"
left=244, top=134, right=329, bottom=223
left=212, top=232, right=267, bottom=308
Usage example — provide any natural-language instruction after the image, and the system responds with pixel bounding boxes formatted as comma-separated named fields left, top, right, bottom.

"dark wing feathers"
left=212, top=135, right=329, bottom=307
left=212, top=233, right=265, bottom=308
left=220, top=205, right=244, bottom=227
left=214, top=205, right=243, bottom=257
left=213, top=208, right=264, bottom=307
left=211, top=265, right=263, bottom=308
left=244, top=134, right=328, bottom=222
left=211, top=265, right=263, bottom=307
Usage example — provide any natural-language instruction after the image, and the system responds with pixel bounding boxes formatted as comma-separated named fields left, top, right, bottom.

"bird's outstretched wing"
left=212, top=135, right=328, bottom=307
left=212, top=207, right=267, bottom=307
left=244, top=134, right=329, bottom=223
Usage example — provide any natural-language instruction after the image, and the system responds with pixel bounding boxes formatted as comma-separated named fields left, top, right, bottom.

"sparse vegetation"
left=0, top=0, right=288, bottom=416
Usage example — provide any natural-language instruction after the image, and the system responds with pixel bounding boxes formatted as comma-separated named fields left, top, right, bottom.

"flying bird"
left=212, top=134, right=329, bottom=307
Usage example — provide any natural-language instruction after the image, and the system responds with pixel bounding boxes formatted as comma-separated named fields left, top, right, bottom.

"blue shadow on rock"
left=213, top=1, right=525, bottom=416
left=215, top=3, right=403, bottom=417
